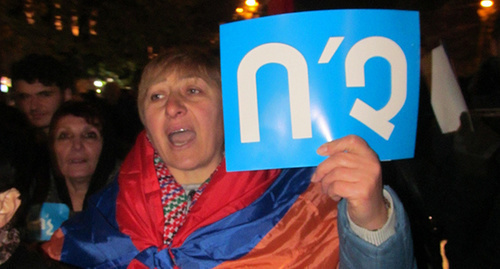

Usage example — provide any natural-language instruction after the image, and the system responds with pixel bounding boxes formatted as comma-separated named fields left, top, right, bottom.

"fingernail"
left=316, top=145, right=327, bottom=155
left=310, top=173, right=317, bottom=182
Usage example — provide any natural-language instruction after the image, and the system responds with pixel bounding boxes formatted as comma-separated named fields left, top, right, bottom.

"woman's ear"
left=0, top=188, right=21, bottom=228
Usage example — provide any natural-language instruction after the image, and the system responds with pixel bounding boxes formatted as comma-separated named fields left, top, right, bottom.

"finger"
left=322, top=176, right=363, bottom=202
left=311, top=151, right=366, bottom=183
left=320, top=167, right=364, bottom=195
left=317, top=135, right=377, bottom=159
left=323, top=173, right=381, bottom=208
left=312, top=152, right=350, bottom=182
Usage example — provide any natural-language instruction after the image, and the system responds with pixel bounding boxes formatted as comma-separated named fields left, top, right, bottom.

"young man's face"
left=14, top=80, right=69, bottom=133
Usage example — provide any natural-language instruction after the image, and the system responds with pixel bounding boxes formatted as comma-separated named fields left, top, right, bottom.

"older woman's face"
left=143, top=71, right=224, bottom=180
left=53, top=115, right=103, bottom=182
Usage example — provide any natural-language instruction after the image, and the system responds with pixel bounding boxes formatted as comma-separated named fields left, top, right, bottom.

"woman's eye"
left=56, top=132, right=70, bottom=140
left=187, top=88, right=200, bottom=95
left=150, top=93, right=164, bottom=101
left=84, top=131, right=99, bottom=139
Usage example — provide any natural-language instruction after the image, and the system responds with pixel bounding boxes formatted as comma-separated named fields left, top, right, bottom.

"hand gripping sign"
left=220, top=9, right=420, bottom=172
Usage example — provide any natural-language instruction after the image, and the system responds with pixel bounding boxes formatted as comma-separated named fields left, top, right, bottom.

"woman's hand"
left=311, top=135, right=388, bottom=230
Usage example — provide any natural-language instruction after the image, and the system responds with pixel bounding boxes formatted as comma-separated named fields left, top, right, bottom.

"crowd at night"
left=0, top=0, right=499, bottom=268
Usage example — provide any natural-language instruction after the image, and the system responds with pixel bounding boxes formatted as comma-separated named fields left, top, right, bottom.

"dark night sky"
left=288, top=0, right=488, bottom=77
left=0, top=0, right=490, bottom=80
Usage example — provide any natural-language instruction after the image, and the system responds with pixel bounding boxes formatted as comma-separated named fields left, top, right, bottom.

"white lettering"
left=237, top=43, right=312, bottom=143
left=318, top=37, right=344, bottom=64
left=345, top=36, right=407, bottom=140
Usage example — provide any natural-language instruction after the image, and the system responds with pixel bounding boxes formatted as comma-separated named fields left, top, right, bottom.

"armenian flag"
left=43, top=131, right=340, bottom=268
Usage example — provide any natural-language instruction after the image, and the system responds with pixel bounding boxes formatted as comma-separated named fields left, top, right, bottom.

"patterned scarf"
left=154, top=152, right=210, bottom=246
left=0, top=223, right=20, bottom=265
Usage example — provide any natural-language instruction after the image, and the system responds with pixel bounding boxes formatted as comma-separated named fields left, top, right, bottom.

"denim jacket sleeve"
left=337, top=186, right=417, bottom=269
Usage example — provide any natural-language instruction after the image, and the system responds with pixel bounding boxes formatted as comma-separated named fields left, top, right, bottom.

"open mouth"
left=168, top=129, right=196, bottom=146
left=30, top=112, right=46, bottom=120
left=69, top=159, right=87, bottom=164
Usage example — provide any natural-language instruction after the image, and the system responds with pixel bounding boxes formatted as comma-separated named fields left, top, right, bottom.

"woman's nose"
left=71, top=137, right=83, bottom=150
left=165, top=94, right=187, bottom=118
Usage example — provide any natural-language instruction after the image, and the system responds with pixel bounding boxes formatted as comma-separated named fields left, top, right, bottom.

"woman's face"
left=143, top=71, right=224, bottom=182
left=53, top=115, right=103, bottom=182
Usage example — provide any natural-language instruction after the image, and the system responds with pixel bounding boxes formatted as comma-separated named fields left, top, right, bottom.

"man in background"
left=10, top=54, right=73, bottom=137
left=9, top=54, right=73, bottom=242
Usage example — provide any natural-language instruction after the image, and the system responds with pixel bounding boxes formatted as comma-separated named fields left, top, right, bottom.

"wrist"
left=348, top=195, right=390, bottom=230
left=369, top=196, right=391, bottom=231
left=347, top=189, right=396, bottom=246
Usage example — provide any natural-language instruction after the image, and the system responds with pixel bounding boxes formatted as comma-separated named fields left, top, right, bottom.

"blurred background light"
left=480, top=0, right=494, bottom=7
left=245, top=0, right=259, bottom=7
left=94, top=80, right=104, bottom=88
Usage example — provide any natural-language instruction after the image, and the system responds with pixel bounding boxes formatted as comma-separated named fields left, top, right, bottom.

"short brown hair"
left=137, top=46, right=221, bottom=123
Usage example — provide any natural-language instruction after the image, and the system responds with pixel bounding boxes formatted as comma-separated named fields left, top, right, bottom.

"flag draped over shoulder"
left=44, top=131, right=340, bottom=268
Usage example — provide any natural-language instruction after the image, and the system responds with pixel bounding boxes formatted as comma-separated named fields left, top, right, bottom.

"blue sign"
left=220, top=9, right=420, bottom=172
left=37, top=203, right=69, bottom=241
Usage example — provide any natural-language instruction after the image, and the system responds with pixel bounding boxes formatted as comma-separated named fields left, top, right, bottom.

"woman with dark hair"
left=49, top=100, right=119, bottom=213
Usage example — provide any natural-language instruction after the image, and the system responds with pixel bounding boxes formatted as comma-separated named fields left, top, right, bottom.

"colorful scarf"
left=154, top=152, right=210, bottom=245
left=0, top=224, right=20, bottom=265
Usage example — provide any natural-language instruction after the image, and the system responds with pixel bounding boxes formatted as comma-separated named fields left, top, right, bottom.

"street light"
left=481, top=0, right=494, bottom=8
left=477, top=0, right=496, bottom=63
left=245, top=0, right=258, bottom=7
left=478, top=0, right=495, bottom=22
left=234, top=0, right=260, bottom=20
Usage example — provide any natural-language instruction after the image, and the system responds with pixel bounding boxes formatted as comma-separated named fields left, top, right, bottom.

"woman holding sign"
left=43, top=47, right=415, bottom=268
